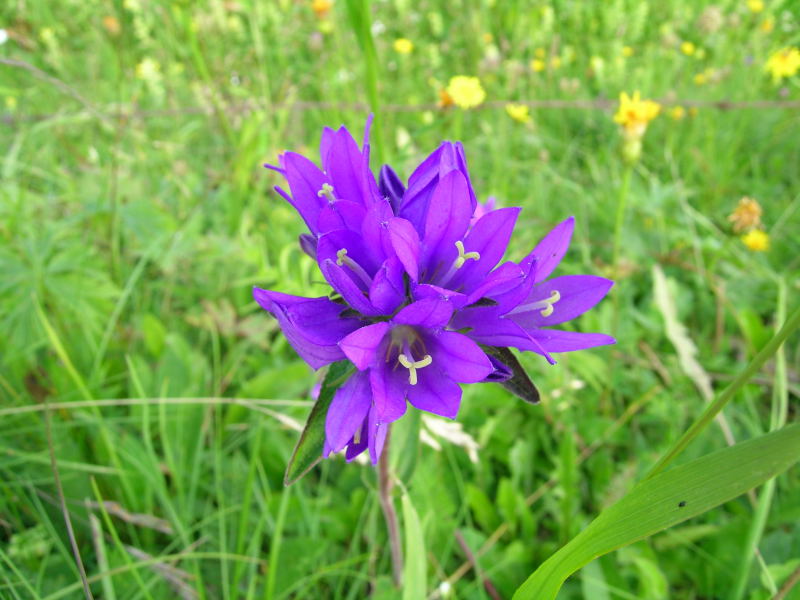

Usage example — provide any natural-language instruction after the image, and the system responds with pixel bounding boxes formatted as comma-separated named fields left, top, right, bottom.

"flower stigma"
left=335, top=248, right=373, bottom=288
left=454, top=240, right=481, bottom=269
left=317, top=183, right=336, bottom=203
left=398, top=353, right=433, bottom=385
left=510, top=289, right=561, bottom=317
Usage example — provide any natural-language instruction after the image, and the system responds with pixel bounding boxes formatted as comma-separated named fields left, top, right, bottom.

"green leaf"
left=283, top=361, right=354, bottom=486
left=401, top=492, right=426, bottom=600
left=481, top=345, right=540, bottom=404
left=513, top=423, right=800, bottom=599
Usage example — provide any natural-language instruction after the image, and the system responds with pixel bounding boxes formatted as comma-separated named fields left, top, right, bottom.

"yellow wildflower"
left=765, top=47, right=800, bottom=82
left=446, top=76, right=486, bottom=109
left=530, top=58, right=546, bottom=72
left=393, top=38, right=413, bottom=54
left=760, top=17, right=774, bottom=33
left=311, top=0, right=332, bottom=18
left=438, top=88, right=454, bottom=108
left=693, top=72, right=708, bottom=85
left=669, top=106, right=686, bottom=120
left=747, top=0, right=764, bottom=13
left=622, top=46, right=634, bottom=58
left=534, top=47, right=546, bottom=58
left=681, top=41, right=696, bottom=56
left=135, top=57, right=162, bottom=81
left=728, top=197, right=763, bottom=232
left=102, top=16, right=121, bottom=35
left=5, top=96, right=17, bottom=111
left=613, top=91, right=661, bottom=135
left=550, top=56, right=562, bottom=69
left=741, top=229, right=769, bottom=252
left=505, top=103, right=532, bottom=123
left=482, top=32, right=493, bottom=43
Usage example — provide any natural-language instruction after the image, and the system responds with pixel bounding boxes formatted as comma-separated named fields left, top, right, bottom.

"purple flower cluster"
left=255, top=118, right=614, bottom=465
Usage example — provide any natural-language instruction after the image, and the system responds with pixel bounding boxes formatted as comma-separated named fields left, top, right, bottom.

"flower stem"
left=612, top=165, right=633, bottom=273
left=378, top=426, right=403, bottom=587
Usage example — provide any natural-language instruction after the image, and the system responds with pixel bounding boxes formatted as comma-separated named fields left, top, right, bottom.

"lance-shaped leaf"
left=482, top=345, right=540, bottom=404
left=284, top=361, right=354, bottom=486
left=513, top=422, right=800, bottom=599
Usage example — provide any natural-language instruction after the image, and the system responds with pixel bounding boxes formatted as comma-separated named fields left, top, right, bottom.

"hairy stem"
left=378, top=426, right=403, bottom=587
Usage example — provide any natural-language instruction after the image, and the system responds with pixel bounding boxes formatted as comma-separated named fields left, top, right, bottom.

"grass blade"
left=513, top=423, right=800, bottom=599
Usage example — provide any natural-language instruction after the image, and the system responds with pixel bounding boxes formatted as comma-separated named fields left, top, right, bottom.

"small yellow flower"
left=693, top=72, right=708, bottom=85
left=530, top=58, right=546, bottom=72
left=613, top=91, right=661, bottom=136
left=393, top=38, right=413, bottom=54
left=728, top=197, right=763, bottom=232
left=622, top=45, right=634, bottom=58
left=681, top=41, right=696, bottom=56
left=438, top=88, right=454, bottom=108
left=5, top=96, right=17, bottom=111
left=765, top=47, right=800, bottom=82
left=135, top=57, right=161, bottom=81
left=534, top=47, right=546, bottom=58
left=446, top=76, right=486, bottom=109
left=760, top=17, right=774, bottom=33
left=550, top=55, right=562, bottom=69
left=102, top=15, right=121, bottom=35
left=747, top=0, right=764, bottom=13
left=505, top=103, right=531, bottom=123
left=311, top=0, right=333, bottom=18
left=482, top=32, right=493, bottom=44
left=669, top=106, right=686, bottom=120
left=741, top=229, right=769, bottom=252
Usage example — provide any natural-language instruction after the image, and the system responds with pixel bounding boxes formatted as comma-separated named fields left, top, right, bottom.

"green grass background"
left=1, top=0, right=799, bottom=598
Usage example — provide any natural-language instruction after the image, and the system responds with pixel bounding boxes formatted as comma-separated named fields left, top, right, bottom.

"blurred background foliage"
left=1, top=0, right=798, bottom=598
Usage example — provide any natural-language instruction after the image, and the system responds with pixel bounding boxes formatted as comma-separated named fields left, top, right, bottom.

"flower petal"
left=451, top=207, right=521, bottom=290
left=369, top=257, right=405, bottom=314
left=426, top=330, right=493, bottom=383
left=319, top=259, right=383, bottom=316
left=317, top=199, right=367, bottom=235
left=526, top=330, right=616, bottom=353
left=370, top=363, right=408, bottom=423
left=325, top=371, right=371, bottom=453
left=253, top=288, right=361, bottom=369
left=368, top=406, right=388, bottom=465
left=278, top=152, right=328, bottom=234
left=393, top=298, right=454, bottom=328
left=451, top=307, right=556, bottom=364
left=412, top=283, right=468, bottom=310
left=525, top=216, right=575, bottom=283
left=339, top=322, right=390, bottom=370
left=345, top=418, right=368, bottom=462
left=407, top=365, right=462, bottom=419
left=421, top=170, right=473, bottom=274
left=510, top=275, right=614, bottom=328
left=387, top=217, right=421, bottom=281
left=379, top=164, right=405, bottom=212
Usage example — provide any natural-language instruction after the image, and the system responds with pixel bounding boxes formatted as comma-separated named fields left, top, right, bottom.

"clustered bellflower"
left=255, top=117, right=615, bottom=465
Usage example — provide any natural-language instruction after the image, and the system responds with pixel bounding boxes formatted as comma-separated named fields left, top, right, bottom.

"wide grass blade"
left=513, top=423, right=800, bottom=600
left=401, top=492, right=426, bottom=600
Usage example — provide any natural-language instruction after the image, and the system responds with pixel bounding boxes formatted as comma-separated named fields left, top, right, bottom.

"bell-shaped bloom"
left=256, top=118, right=615, bottom=465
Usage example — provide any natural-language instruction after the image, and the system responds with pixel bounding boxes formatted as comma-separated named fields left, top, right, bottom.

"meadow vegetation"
left=1, top=0, right=799, bottom=598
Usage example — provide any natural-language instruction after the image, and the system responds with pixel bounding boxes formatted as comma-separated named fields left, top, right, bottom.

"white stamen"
left=317, top=183, right=336, bottom=203
left=398, top=353, right=433, bottom=385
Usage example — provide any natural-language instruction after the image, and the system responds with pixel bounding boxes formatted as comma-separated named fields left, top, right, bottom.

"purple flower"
left=256, top=119, right=615, bottom=465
